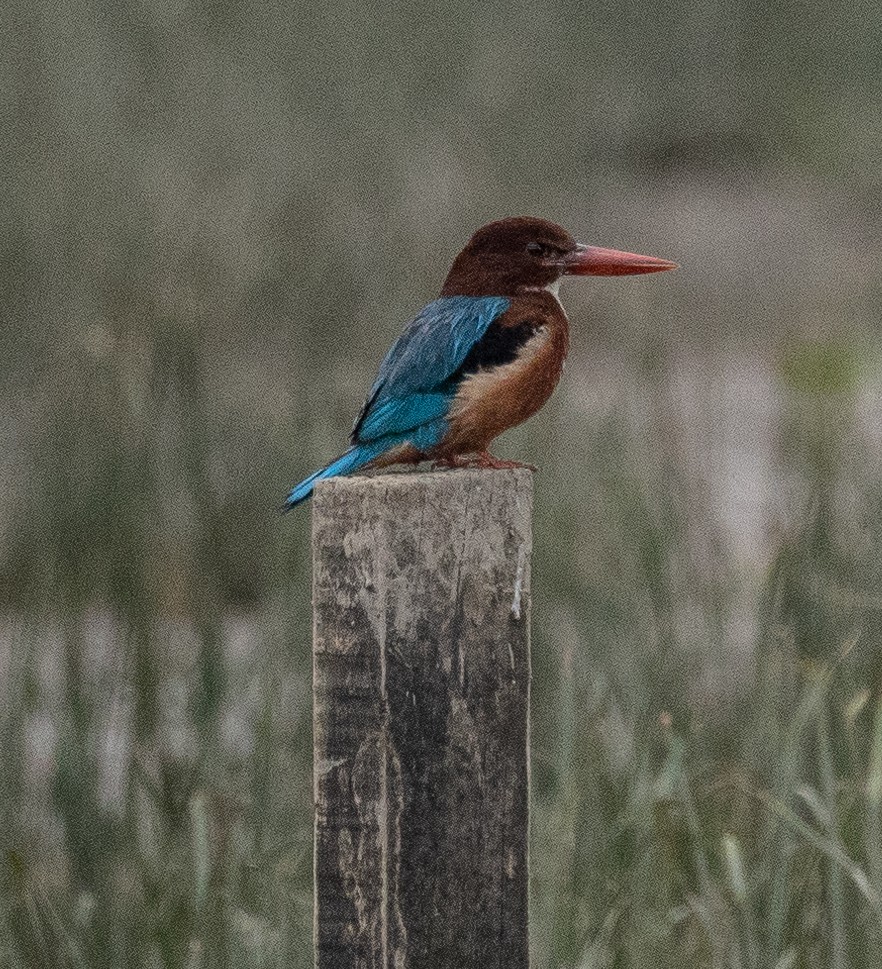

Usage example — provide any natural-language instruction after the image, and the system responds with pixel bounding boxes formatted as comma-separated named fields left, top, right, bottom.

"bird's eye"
left=526, top=242, right=546, bottom=257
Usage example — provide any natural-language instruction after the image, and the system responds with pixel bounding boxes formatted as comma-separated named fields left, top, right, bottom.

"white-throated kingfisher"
left=284, top=216, right=676, bottom=509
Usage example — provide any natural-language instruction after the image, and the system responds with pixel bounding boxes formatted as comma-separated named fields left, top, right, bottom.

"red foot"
left=433, top=451, right=537, bottom=472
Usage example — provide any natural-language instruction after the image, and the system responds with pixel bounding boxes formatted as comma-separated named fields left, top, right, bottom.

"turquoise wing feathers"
left=351, top=296, right=510, bottom=442
left=284, top=295, right=510, bottom=509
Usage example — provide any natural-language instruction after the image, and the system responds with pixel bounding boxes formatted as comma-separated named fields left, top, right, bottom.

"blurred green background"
left=3, top=0, right=882, bottom=966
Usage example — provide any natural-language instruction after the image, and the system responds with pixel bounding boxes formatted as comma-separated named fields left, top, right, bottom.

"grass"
left=5, top=0, right=882, bottom=960
left=3, top=328, right=882, bottom=968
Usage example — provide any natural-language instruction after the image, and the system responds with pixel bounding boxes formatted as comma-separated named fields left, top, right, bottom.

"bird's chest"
left=445, top=323, right=568, bottom=449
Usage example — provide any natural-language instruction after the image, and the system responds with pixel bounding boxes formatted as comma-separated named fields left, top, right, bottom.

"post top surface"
left=313, top=467, right=533, bottom=498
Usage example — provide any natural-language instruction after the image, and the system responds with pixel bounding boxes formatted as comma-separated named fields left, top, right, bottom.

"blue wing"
left=283, top=295, right=509, bottom=511
left=351, top=295, right=510, bottom=444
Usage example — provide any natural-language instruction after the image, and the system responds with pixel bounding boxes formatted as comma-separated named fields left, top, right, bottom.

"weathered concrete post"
left=312, top=469, right=532, bottom=969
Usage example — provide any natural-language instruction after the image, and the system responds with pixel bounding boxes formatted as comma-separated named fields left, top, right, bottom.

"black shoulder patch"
left=453, top=321, right=538, bottom=379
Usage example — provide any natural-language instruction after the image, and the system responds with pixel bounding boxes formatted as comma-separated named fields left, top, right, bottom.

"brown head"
left=440, top=216, right=677, bottom=297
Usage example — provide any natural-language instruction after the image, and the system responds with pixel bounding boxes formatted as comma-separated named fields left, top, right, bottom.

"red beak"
left=563, top=244, right=679, bottom=276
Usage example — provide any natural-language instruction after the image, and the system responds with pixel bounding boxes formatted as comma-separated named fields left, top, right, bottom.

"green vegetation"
left=5, top=344, right=882, bottom=968
left=4, top=0, right=882, bottom=964
left=530, top=360, right=882, bottom=968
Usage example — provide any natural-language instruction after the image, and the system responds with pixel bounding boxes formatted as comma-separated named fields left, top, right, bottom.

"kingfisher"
left=284, top=216, right=676, bottom=509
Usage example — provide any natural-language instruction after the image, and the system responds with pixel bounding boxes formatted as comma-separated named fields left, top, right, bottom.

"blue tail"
left=284, top=418, right=450, bottom=511
left=283, top=442, right=388, bottom=510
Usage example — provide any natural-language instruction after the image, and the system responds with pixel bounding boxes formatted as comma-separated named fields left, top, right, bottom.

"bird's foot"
left=431, top=455, right=468, bottom=470
left=475, top=451, right=538, bottom=471
left=433, top=452, right=537, bottom=472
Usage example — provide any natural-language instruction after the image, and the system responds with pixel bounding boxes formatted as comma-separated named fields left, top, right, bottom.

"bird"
left=284, top=216, right=677, bottom=509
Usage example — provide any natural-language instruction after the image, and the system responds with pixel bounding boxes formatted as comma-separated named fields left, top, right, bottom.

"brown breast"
left=437, top=291, right=570, bottom=456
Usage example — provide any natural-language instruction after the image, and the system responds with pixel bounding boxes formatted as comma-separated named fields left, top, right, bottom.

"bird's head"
left=441, top=216, right=677, bottom=297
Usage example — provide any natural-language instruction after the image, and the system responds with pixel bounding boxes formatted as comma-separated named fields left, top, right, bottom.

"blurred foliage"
left=3, top=0, right=882, bottom=965
left=780, top=340, right=867, bottom=397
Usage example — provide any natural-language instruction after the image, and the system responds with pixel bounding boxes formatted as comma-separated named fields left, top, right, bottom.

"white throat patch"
left=523, top=278, right=562, bottom=306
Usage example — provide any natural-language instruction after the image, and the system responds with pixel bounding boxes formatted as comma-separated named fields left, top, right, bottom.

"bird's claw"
left=432, top=452, right=537, bottom=472
left=475, top=453, right=538, bottom=472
